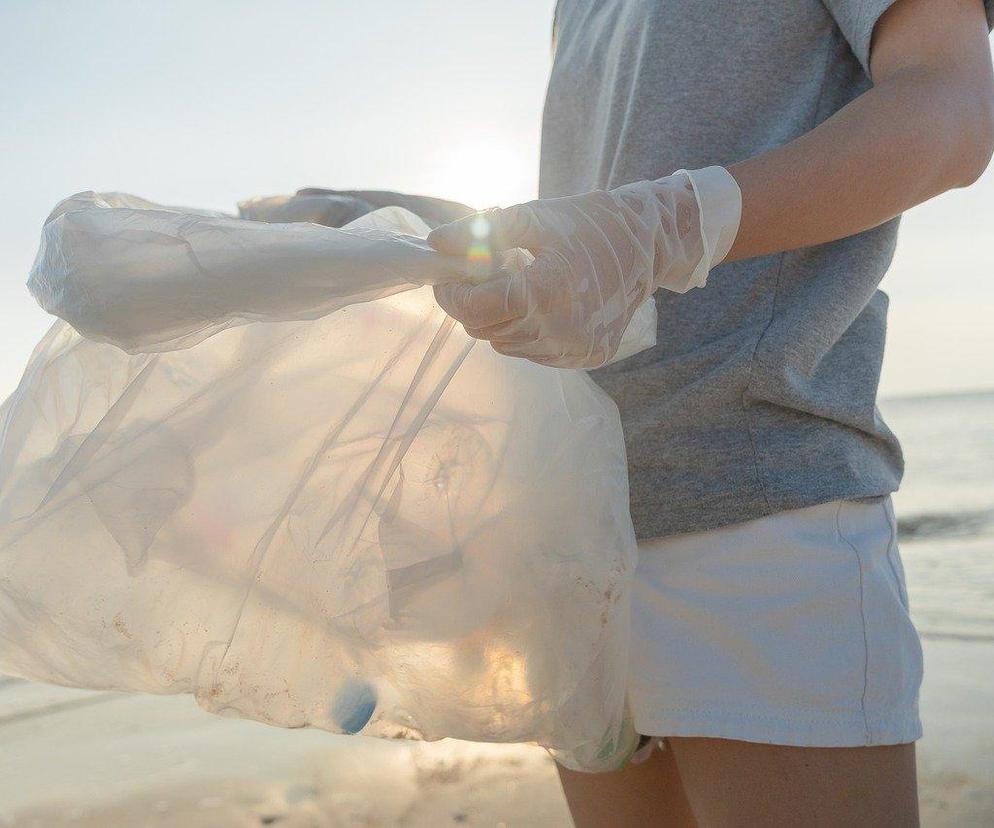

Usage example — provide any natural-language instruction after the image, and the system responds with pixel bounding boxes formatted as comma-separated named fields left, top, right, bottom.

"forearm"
left=724, top=0, right=994, bottom=262
left=726, top=70, right=993, bottom=261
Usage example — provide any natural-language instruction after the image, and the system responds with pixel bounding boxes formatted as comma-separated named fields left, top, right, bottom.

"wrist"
left=650, top=166, right=742, bottom=293
left=682, top=166, right=742, bottom=266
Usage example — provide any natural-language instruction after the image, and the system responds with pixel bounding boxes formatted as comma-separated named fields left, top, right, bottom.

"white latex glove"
left=428, top=167, right=742, bottom=368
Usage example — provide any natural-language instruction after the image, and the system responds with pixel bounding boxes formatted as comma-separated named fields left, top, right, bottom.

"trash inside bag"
left=0, top=191, right=650, bottom=771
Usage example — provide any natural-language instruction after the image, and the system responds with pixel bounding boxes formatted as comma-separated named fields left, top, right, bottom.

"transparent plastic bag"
left=0, top=192, right=648, bottom=770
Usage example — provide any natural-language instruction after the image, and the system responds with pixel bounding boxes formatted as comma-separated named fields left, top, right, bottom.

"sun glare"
left=429, top=138, right=537, bottom=210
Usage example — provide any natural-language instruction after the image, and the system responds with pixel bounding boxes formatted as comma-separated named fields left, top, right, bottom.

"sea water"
left=882, top=389, right=994, bottom=642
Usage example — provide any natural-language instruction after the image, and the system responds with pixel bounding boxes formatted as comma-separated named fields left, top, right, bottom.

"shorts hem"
left=633, top=705, right=922, bottom=748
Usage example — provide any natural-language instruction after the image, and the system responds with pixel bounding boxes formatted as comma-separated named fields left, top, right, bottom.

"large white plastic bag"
left=0, top=193, right=644, bottom=770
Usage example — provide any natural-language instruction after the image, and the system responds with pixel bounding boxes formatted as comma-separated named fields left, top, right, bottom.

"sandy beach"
left=2, top=637, right=991, bottom=827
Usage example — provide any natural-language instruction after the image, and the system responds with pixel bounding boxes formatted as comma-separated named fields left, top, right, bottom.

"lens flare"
left=466, top=215, right=494, bottom=283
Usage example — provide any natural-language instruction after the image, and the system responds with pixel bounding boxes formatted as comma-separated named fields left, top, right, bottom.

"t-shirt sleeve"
left=822, top=0, right=994, bottom=78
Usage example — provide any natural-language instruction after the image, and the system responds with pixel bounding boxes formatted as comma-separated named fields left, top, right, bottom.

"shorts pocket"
left=882, top=499, right=911, bottom=610
left=836, top=497, right=923, bottom=743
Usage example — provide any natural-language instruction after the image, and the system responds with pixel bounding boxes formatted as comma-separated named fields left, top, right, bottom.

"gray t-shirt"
left=540, top=0, right=993, bottom=539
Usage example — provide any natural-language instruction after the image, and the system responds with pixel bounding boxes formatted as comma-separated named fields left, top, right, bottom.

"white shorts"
left=629, top=497, right=923, bottom=751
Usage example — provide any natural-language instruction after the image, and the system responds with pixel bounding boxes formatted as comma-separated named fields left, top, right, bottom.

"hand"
left=427, top=168, right=740, bottom=368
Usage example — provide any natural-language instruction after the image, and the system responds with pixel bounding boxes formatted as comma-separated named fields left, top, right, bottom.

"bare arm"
left=727, top=0, right=994, bottom=262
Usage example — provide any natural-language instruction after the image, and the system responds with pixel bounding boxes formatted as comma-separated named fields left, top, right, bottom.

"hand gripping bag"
left=0, top=192, right=648, bottom=770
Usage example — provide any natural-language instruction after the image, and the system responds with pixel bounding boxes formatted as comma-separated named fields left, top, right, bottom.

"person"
left=427, top=0, right=994, bottom=824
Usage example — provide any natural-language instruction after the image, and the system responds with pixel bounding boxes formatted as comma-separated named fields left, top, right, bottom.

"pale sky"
left=2, top=0, right=992, bottom=400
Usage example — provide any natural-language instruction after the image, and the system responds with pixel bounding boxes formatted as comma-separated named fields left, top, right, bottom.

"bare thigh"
left=667, top=737, right=919, bottom=827
left=557, top=744, right=697, bottom=828
left=557, top=739, right=918, bottom=827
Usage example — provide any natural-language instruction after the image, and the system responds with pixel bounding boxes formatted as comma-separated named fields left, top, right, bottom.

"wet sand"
left=3, top=638, right=992, bottom=827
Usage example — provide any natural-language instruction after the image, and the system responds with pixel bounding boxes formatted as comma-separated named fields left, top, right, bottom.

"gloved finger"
left=426, top=209, right=494, bottom=256
left=464, top=250, right=578, bottom=343
left=423, top=250, right=486, bottom=284
left=463, top=314, right=540, bottom=346
left=461, top=262, right=565, bottom=344
left=492, top=336, right=563, bottom=359
left=491, top=341, right=545, bottom=362
left=432, top=271, right=529, bottom=330
left=427, top=203, right=557, bottom=257
left=494, top=337, right=610, bottom=369
left=491, top=339, right=582, bottom=368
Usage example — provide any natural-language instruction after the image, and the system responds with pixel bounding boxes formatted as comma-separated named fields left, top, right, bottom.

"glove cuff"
left=668, top=166, right=742, bottom=292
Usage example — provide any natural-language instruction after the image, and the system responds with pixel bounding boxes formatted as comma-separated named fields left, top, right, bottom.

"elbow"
left=952, top=90, right=994, bottom=188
